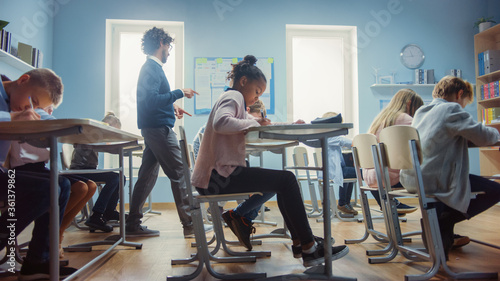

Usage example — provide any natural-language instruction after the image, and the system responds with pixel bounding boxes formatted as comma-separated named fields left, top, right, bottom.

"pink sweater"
left=191, top=90, right=260, bottom=189
left=363, top=113, right=413, bottom=188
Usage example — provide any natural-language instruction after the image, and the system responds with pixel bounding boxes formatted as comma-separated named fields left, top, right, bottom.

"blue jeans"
left=0, top=170, right=71, bottom=264
left=234, top=192, right=275, bottom=221
left=73, top=172, right=124, bottom=216
left=339, top=166, right=356, bottom=206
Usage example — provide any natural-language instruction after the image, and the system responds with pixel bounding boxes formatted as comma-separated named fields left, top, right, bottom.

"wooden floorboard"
left=1, top=200, right=499, bottom=280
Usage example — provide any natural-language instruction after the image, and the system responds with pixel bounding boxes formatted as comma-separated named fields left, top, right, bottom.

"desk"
left=0, top=119, right=143, bottom=281
left=247, top=123, right=356, bottom=281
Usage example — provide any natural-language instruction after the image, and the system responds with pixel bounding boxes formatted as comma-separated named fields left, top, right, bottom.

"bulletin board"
left=194, top=57, right=275, bottom=115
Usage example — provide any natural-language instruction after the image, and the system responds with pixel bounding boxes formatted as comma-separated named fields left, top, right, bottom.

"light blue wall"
left=2, top=0, right=499, bottom=202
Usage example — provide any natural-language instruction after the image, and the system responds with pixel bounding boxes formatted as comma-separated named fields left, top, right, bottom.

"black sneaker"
left=302, top=244, right=349, bottom=267
left=19, top=261, right=78, bottom=280
left=222, top=210, right=255, bottom=250
left=396, top=202, right=418, bottom=214
left=85, top=213, right=113, bottom=233
left=292, top=236, right=335, bottom=258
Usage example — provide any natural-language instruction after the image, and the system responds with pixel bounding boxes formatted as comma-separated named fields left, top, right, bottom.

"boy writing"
left=0, top=69, right=77, bottom=278
left=400, top=76, right=500, bottom=258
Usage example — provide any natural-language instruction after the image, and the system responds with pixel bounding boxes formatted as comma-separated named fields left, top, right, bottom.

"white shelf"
left=0, top=49, right=34, bottom=72
left=370, top=84, right=435, bottom=96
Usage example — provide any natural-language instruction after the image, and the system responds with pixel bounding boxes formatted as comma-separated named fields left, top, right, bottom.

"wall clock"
left=400, top=44, right=425, bottom=69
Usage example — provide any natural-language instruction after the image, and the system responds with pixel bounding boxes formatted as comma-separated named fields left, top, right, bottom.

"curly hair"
left=141, top=27, right=174, bottom=55
left=227, top=55, right=267, bottom=84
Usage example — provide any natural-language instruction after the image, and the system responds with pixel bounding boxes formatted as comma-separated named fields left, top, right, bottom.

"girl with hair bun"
left=191, top=55, right=349, bottom=267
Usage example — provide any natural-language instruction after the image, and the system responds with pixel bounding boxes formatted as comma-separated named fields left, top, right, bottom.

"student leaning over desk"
left=400, top=76, right=500, bottom=259
left=0, top=69, right=78, bottom=279
left=192, top=55, right=349, bottom=267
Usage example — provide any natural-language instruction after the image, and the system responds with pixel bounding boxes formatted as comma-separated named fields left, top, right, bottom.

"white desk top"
left=0, top=118, right=142, bottom=144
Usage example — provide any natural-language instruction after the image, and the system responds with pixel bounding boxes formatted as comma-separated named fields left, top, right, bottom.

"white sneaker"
left=184, top=224, right=214, bottom=238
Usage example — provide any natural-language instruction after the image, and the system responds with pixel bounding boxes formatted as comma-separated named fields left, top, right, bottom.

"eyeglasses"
left=168, top=45, right=173, bottom=52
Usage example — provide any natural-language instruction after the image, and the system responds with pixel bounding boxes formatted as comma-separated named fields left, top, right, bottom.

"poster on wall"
left=194, top=57, right=275, bottom=115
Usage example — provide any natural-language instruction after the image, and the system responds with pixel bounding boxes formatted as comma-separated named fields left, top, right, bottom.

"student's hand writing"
left=11, top=109, right=40, bottom=121
left=258, top=118, right=272, bottom=126
left=182, top=88, right=199, bottom=99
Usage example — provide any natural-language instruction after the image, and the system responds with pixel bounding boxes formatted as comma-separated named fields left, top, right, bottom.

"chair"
left=168, top=126, right=267, bottom=280
left=291, top=146, right=321, bottom=217
left=344, top=133, right=417, bottom=261
left=378, top=125, right=497, bottom=280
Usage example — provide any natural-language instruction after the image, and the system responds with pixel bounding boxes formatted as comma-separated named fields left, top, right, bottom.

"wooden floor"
left=2, top=200, right=500, bottom=281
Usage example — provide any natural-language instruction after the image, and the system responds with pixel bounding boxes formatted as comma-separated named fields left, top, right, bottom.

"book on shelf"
left=17, top=42, right=32, bottom=65
left=484, top=49, right=500, bottom=74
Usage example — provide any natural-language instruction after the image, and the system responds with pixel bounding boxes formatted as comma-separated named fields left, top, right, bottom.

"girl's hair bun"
left=243, top=55, right=257, bottom=65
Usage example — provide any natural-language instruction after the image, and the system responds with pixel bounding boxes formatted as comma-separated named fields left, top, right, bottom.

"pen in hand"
left=29, top=96, right=34, bottom=109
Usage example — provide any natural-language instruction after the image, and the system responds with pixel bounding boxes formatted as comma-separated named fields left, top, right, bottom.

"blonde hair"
left=322, top=112, right=343, bottom=122
left=432, top=76, right=474, bottom=104
left=102, top=112, right=121, bottom=129
left=248, top=99, right=266, bottom=116
left=25, top=68, right=63, bottom=107
left=368, top=89, right=423, bottom=134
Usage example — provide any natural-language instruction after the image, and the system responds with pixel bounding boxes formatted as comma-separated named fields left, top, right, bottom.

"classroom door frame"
left=104, top=19, right=185, bottom=175
left=285, top=24, right=359, bottom=138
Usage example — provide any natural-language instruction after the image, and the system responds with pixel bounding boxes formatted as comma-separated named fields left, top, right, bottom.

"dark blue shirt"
left=136, top=58, right=184, bottom=129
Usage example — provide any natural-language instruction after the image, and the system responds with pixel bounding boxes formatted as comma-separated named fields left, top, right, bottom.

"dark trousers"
left=436, top=174, right=500, bottom=226
left=197, top=167, right=314, bottom=245
left=127, top=126, right=191, bottom=228
left=73, top=172, right=123, bottom=216
left=0, top=170, right=71, bottom=264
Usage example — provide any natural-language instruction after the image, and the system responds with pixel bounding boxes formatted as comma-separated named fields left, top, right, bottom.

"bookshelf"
left=0, top=49, right=34, bottom=73
left=370, top=84, right=435, bottom=96
left=474, top=23, right=500, bottom=177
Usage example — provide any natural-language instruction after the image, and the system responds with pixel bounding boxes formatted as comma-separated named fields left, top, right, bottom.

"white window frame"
left=286, top=24, right=359, bottom=137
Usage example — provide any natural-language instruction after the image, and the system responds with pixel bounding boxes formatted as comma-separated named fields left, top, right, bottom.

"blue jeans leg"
left=234, top=192, right=275, bottom=221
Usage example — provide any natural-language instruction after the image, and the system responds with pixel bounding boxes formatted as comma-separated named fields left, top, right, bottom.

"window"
left=105, top=19, right=184, bottom=175
left=286, top=24, right=358, bottom=136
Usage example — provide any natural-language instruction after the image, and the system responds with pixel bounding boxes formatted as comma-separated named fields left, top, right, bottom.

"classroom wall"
left=0, top=0, right=54, bottom=77
left=2, top=0, right=499, bottom=202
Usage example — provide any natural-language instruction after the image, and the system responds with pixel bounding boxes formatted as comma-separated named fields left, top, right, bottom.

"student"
left=69, top=112, right=125, bottom=232
left=8, top=105, right=97, bottom=259
left=363, top=89, right=422, bottom=215
left=125, top=26, right=209, bottom=238
left=0, top=69, right=77, bottom=278
left=400, top=76, right=500, bottom=258
left=303, top=112, right=358, bottom=215
left=191, top=55, right=349, bottom=267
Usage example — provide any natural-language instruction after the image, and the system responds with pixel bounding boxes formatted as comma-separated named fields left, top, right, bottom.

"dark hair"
left=141, top=27, right=173, bottom=55
left=227, top=55, right=267, bottom=84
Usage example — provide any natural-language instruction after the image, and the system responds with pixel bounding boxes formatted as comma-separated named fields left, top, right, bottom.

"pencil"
left=29, top=96, right=34, bottom=109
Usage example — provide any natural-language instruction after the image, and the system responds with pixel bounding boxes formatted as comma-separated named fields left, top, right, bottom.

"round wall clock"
left=400, top=44, right=425, bottom=69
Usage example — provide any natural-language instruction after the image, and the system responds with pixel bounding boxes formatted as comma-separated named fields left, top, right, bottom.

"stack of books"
left=480, top=81, right=500, bottom=100
left=0, top=32, right=43, bottom=68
